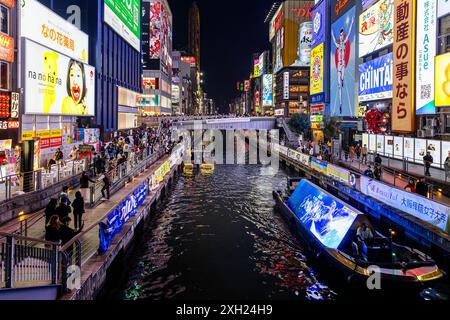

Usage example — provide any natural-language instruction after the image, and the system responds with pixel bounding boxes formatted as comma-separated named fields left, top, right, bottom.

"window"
left=0, top=5, right=8, bottom=35
left=0, top=62, right=8, bottom=90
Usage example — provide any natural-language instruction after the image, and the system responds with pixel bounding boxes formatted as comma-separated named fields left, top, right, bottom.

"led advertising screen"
left=393, top=136, right=403, bottom=159
left=416, top=0, right=437, bottom=115
left=311, top=0, right=327, bottom=48
left=358, top=0, right=394, bottom=58
left=259, top=52, right=265, bottom=76
left=404, top=137, right=414, bottom=160
left=287, top=179, right=360, bottom=249
left=24, top=40, right=96, bottom=116
left=262, top=74, right=273, bottom=107
left=104, top=0, right=140, bottom=51
left=360, top=177, right=449, bottom=232
left=330, top=6, right=357, bottom=117
left=435, top=53, right=450, bottom=107
left=358, top=53, right=393, bottom=102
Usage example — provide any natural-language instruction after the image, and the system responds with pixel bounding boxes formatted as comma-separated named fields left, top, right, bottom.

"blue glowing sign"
left=358, top=53, right=393, bottom=102
left=99, top=181, right=148, bottom=253
left=287, top=180, right=360, bottom=249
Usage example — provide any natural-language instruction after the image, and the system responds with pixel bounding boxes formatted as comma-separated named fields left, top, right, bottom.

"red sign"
left=0, top=93, right=10, bottom=118
left=0, top=0, right=14, bottom=8
left=310, top=104, right=325, bottom=113
left=181, top=56, right=196, bottom=66
left=0, top=34, right=14, bottom=63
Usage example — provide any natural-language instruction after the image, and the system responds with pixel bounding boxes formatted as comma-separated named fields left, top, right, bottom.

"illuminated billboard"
left=310, top=43, right=324, bottom=96
left=24, top=40, right=96, bottom=116
left=287, top=179, right=360, bottom=249
left=311, top=0, right=327, bottom=48
left=104, top=0, right=140, bottom=51
left=392, top=0, right=416, bottom=133
left=436, top=53, right=450, bottom=107
left=358, top=0, right=394, bottom=58
left=358, top=53, right=393, bottom=102
left=330, top=6, right=357, bottom=117
left=262, top=74, right=273, bottom=107
left=416, top=0, right=437, bottom=114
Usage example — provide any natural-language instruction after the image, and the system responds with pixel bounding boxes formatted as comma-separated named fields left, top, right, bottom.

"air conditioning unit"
left=425, top=129, right=435, bottom=137
left=417, top=130, right=426, bottom=138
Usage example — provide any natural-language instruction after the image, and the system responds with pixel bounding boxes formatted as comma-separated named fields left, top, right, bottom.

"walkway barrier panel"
left=0, top=232, right=60, bottom=289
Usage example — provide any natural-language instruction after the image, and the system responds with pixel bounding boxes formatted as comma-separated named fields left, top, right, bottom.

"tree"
left=323, top=118, right=339, bottom=142
left=288, top=113, right=310, bottom=135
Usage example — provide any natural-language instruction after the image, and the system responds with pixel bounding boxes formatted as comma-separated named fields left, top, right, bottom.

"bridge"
left=172, top=117, right=277, bottom=131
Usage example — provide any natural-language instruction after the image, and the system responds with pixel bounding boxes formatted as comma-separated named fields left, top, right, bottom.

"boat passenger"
left=357, top=223, right=374, bottom=243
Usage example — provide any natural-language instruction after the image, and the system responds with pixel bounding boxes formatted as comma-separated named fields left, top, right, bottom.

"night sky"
left=168, top=0, right=276, bottom=112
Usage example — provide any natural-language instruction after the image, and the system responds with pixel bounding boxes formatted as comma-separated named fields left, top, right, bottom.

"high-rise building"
left=188, top=1, right=201, bottom=73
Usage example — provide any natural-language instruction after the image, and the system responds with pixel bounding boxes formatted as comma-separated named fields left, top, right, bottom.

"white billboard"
left=438, top=0, right=450, bottom=18
left=416, top=0, right=437, bottom=115
left=262, top=74, right=273, bottom=107
left=21, top=0, right=89, bottom=63
left=24, top=40, right=96, bottom=116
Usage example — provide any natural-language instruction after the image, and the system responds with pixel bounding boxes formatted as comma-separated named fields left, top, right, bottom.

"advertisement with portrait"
left=360, top=177, right=449, bottom=232
left=310, top=43, right=324, bottom=96
left=416, top=0, right=437, bottom=115
left=384, top=135, right=394, bottom=157
left=392, top=0, right=416, bottom=133
left=24, top=40, right=95, bottom=116
left=21, top=0, right=89, bottom=63
left=414, top=138, right=427, bottom=163
left=358, top=53, right=393, bottom=102
left=393, top=136, right=403, bottom=159
left=376, top=134, right=385, bottom=155
left=104, top=0, right=140, bottom=52
left=330, top=6, right=357, bottom=117
left=362, top=133, right=369, bottom=149
left=262, top=74, right=273, bottom=107
left=149, top=1, right=163, bottom=59
left=443, top=141, right=450, bottom=166
left=426, top=140, right=441, bottom=167
left=358, top=0, right=394, bottom=58
left=403, top=137, right=414, bottom=160
left=287, top=179, right=360, bottom=249
left=435, top=53, right=450, bottom=107
left=311, top=0, right=327, bottom=48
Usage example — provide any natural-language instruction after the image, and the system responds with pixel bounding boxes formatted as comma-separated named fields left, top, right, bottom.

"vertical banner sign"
left=283, top=72, right=290, bottom=100
left=392, top=0, right=415, bottom=132
left=311, top=0, right=326, bottom=48
left=262, top=74, right=273, bottom=107
left=244, top=80, right=250, bottom=92
left=416, top=0, right=437, bottom=115
left=310, top=43, right=324, bottom=96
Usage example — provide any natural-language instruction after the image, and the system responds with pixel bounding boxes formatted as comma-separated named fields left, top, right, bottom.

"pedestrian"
left=445, top=151, right=450, bottom=181
left=355, top=143, right=361, bottom=161
left=72, top=191, right=85, bottom=230
left=374, top=153, right=382, bottom=167
left=374, top=165, right=382, bottom=181
left=423, top=152, right=433, bottom=177
left=79, top=171, right=95, bottom=202
left=59, top=216, right=83, bottom=246
left=55, top=148, right=64, bottom=162
left=404, top=178, right=416, bottom=193
left=101, top=173, right=111, bottom=200
left=416, top=178, right=428, bottom=198
left=45, top=198, right=58, bottom=224
left=349, top=145, right=355, bottom=163
left=60, top=186, right=71, bottom=205
left=363, top=165, right=374, bottom=179
left=47, top=156, right=57, bottom=171
left=56, top=198, right=72, bottom=222
left=362, top=144, right=368, bottom=165
left=45, top=215, right=61, bottom=243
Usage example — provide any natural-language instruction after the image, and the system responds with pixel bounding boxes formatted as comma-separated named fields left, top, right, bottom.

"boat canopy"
left=287, top=179, right=365, bottom=249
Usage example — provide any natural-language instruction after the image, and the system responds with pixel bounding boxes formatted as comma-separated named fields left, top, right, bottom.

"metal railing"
left=0, top=232, right=60, bottom=289
left=0, top=159, right=88, bottom=204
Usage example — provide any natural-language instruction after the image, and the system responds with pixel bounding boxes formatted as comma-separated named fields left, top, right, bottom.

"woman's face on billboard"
left=69, top=63, right=84, bottom=104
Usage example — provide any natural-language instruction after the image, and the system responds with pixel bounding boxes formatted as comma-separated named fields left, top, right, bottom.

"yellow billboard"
left=310, top=43, right=324, bottom=95
left=435, top=53, right=450, bottom=107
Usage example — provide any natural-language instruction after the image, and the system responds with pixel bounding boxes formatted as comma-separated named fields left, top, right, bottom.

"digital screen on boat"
left=287, top=180, right=360, bottom=249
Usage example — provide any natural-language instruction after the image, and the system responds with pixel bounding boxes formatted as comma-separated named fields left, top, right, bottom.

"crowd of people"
left=44, top=121, right=175, bottom=245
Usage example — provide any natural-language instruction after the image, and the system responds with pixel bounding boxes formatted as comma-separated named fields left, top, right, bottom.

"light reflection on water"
left=121, top=164, right=337, bottom=300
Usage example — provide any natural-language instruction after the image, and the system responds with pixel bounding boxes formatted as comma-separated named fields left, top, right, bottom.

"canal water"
left=111, top=163, right=340, bottom=300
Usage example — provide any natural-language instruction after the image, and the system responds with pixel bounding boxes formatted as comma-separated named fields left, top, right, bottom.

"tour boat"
left=273, top=178, right=445, bottom=288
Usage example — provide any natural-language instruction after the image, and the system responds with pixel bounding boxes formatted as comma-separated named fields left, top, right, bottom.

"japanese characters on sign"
left=392, top=0, right=416, bottom=132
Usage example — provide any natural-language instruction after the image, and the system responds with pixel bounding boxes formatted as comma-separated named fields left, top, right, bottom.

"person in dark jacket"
left=72, top=191, right=85, bottom=229
left=45, top=198, right=58, bottom=224
left=79, top=171, right=95, bottom=202
left=56, top=198, right=72, bottom=222
left=416, top=178, right=428, bottom=198
left=60, top=186, right=71, bottom=206
left=59, top=216, right=83, bottom=246
left=374, top=166, right=382, bottom=181
left=423, top=152, right=433, bottom=177
left=363, top=166, right=374, bottom=179
left=101, top=173, right=111, bottom=200
left=45, top=215, right=61, bottom=242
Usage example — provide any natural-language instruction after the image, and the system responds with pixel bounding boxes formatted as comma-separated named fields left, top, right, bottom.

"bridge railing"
left=0, top=232, right=60, bottom=289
